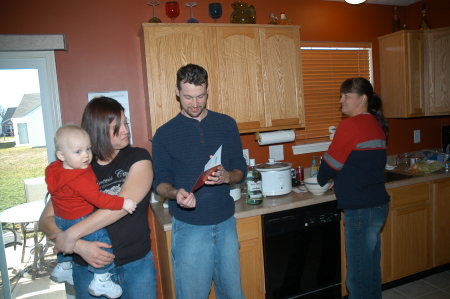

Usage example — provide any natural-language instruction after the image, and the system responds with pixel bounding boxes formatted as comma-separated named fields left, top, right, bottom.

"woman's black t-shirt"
left=72, top=146, right=152, bottom=267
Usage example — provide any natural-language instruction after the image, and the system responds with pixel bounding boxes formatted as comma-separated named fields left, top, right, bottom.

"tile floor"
left=382, top=270, right=450, bottom=299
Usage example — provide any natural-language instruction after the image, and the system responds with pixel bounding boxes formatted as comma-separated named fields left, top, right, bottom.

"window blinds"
left=297, top=42, right=372, bottom=143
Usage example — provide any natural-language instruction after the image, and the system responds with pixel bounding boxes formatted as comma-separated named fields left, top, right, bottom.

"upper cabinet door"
left=215, top=26, right=265, bottom=132
left=378, top=30, right=425, bottom=118
left=424, top=27, right=450, bottom=116
left=141, top=25, right=214, bottom=137
left=260, top=27, right=305, bottom=131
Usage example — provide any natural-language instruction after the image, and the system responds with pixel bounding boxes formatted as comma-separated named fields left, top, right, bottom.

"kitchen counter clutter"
left=150, top=168, right=450, bottom=231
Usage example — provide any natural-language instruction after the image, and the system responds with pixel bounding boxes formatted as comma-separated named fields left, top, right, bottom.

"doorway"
left=0, top=51, right=63, bottom=298
left=16, top=122, right=30, bottom=145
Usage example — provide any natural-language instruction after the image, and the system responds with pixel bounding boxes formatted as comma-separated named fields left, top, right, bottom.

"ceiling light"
left=345, top=0, right=367, bottom=4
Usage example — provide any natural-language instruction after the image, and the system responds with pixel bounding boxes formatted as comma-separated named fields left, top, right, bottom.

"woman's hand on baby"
left=74, top=239, right=115, bottom=268
left=50, top=230, right=77, bottom=254
left=123, top=198, right=137, bottom=214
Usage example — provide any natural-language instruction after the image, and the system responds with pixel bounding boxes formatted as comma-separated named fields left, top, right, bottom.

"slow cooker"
left=255, top=160, right=292, bottom=196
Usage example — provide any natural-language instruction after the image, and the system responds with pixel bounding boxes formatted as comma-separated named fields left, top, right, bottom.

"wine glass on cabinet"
left=186, top=2, right=199, bottom=23
left=208, top=3, right=222, bottom=23
left=148, top=1, right=162, bottom=23
left=165, top=1, right=180, bottom=23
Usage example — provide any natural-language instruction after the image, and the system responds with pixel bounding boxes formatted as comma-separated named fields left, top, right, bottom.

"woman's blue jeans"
left=171, top=216, right=245, bottom=299
left=72, top=250, right=157, bottom=299
left=344, top=203, right=389, bottom=299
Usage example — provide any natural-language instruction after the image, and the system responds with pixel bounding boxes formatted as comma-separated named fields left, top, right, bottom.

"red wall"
left=1, top=0, right=449, bottom=294
left=2, top=0, right=448, bottom=169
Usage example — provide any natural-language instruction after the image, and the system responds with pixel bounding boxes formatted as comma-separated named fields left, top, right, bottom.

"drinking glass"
left=186, top=2, right=199, bottom=23
left=165, top=1, right=180, bottom=23
left=208, top=3, right=222, bottom=23
left=148, top=1, right=162, bottom=23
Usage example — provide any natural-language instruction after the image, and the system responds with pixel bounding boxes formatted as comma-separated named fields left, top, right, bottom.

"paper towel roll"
left=257, top=130, right=296, bottom=146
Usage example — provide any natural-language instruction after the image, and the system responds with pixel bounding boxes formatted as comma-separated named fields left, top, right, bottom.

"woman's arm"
left=39, top=199, right=61, bottom=236
left=49, top=159, right=154, bottom=254
left=39, top=200, right=115, bottom=267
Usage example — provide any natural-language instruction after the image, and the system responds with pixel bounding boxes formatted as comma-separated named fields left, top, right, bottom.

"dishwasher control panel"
left=305, top=211, right=340, bottom=227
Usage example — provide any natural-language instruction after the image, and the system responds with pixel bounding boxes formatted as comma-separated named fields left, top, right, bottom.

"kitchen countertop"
left=150, top=168, right=450, bottom=231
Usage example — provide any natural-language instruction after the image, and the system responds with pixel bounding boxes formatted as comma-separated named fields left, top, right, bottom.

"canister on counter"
left=296, top=166, right=304, bottom=181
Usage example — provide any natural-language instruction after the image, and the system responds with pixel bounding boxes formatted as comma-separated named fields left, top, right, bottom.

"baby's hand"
left=123, top=198, right=137, bottom=214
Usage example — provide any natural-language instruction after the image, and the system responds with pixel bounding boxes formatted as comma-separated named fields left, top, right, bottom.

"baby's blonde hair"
left=54, top=124, right=89, bottom=151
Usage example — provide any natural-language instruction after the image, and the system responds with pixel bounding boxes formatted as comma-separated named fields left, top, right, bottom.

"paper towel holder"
left=254, top=129, right=296, bottom=146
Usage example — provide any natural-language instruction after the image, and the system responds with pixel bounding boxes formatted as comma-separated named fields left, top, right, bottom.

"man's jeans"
left=55, top=214, right=114, bottom=274
left=344, top=203, right=389, bottom=299
left=72, top=250, right=157, bottom=299
left=171, top=216, right=246, bottom=299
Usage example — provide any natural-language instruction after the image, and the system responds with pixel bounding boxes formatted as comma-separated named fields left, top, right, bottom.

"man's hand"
left=73, top=239, right=115, bottom=268
left=176, top=188, right=196, bottom=208
left=205, top=164, right=230, bottom=185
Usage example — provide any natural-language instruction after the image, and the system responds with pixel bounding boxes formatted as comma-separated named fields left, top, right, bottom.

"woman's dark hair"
left=340, top=77, right=389, bottom=138
left=81, top=97, right=125, bottom=162
left=176, top=63, right=208, bottom=90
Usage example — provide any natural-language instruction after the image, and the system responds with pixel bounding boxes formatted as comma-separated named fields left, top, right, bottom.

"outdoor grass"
left=0, top=142, right=47, bottom=213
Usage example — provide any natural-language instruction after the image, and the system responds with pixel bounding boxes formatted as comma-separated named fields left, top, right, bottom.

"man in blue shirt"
left=153, top=64, right=247, bottom=299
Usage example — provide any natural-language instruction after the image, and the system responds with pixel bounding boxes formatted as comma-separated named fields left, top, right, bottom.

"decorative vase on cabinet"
left=230, top=1, right=256, bottom=24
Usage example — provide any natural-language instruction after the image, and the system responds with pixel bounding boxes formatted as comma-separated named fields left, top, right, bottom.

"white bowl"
left=303, top=177, right=331, bottom=195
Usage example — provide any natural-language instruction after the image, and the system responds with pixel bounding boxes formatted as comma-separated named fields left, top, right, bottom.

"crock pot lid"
left=255, top=162, right=292, bottom=171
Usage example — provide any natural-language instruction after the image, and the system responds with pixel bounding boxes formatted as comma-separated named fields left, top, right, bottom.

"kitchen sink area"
left=384, top=170, right=416, bottom=183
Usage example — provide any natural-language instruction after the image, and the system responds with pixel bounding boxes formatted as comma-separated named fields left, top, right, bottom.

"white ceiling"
left=326, top=0, right=421, bottom=5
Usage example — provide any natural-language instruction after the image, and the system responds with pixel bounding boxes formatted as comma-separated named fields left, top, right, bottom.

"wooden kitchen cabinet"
left=378, top=28, right=450, bottom=118
left=381, top=182, right=432, bottom=282
left=378, top=30, right=425, bottom=118
left=140, top=24, right=305, bottom=138
left=423, top=27, right=450, bottom=115
left=431, top=177, right=450, bottom=267
left=153, top=215, right=264, bottom=299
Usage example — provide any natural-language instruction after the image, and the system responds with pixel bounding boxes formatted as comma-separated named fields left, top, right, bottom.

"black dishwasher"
left=262, top=200, right=342, bottom=299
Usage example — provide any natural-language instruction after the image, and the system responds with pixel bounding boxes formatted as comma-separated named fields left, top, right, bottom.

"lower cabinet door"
left=433, top=178, right=450, bottom=266
left=390, top=201, right=431, bottom=280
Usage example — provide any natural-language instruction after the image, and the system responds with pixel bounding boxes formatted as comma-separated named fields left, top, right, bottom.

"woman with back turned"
left=318, top=77, right=390, bottom=299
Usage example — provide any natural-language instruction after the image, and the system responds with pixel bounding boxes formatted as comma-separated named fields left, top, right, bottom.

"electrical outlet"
left=269, top=145, right=284, bottom=161
left=414, top=130, right=421, bottom=143
left=242, top=149, right=249, bottom=165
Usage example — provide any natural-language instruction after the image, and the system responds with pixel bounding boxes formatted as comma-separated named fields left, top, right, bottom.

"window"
left=0, top=51, right=62, bottom=162
left=296, top=42, right=372, bottom=143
